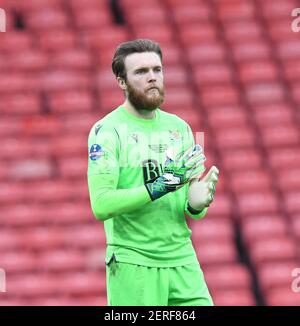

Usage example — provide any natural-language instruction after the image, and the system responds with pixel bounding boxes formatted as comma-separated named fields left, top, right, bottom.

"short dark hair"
left=112, top=39, right=163, bottom=81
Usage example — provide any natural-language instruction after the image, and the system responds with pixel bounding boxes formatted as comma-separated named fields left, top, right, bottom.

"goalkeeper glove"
left=145, top=144, right=206, bottom=201
left=187, top=165, right=219, bottom=212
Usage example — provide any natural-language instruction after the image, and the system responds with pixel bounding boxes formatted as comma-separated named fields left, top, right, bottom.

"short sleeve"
left=87, top=123, right=120, bottom=176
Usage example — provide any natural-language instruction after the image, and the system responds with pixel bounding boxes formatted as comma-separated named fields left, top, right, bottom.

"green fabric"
left=106, top=258, right=213, bottom=306
left=87, top=105, right=208, bottom=267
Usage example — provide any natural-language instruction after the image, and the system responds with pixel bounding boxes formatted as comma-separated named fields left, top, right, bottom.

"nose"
left=147, top=69, right=156, bottom=82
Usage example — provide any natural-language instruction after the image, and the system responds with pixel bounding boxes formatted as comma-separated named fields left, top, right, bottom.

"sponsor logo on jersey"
left=148, top=144, right=168, bottom=153
left=89, top=144, right=105, bottom=160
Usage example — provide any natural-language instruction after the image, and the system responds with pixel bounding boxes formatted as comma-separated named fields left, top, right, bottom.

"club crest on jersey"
left=131, top=133, right=139, bottom=143
left=89, top=144, right=105, bottom=161
left=169, top=130, right=181, bottom=142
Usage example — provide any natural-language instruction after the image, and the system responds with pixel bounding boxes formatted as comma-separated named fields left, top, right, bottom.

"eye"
left=136, top=69, right=146, bottom=75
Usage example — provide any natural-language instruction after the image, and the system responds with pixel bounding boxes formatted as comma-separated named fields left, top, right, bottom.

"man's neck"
left=123, top=99, right=156, bottom=120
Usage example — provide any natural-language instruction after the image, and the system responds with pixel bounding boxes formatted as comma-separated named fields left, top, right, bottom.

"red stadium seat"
left=260, top=124, right=299, bottom=148
left=206, top=105, right=248, bottom=128
left=0, top=74, right=38, bottom=94
left=215, top=0, right=255, bottom=21
left=41, top=70, right=91, bottom=92
left=276, top=169, right=300, bottom=192
left=260, top=0, right=298, bottom=20
left=266, top=287, right=300, bottom=306
left=241, top=215, right=289, bottom=246
left=268, top=147, right=300, bottom=170
left=252, top=103, right=294, bottom=128
left=236, top=191, right=280, bottom=217
left=267, top=19, right=299, bottom=41
left=248, top=237, right=298, bottom=266
left=0, top=229, right=22, bottom=251
left=62, top=225, right=106, bottom=249
left=39, top=250, right=85, bottom=272
left=81, top=28, right=129, bottom=50
left=8, top=51, right=48, bottom=72
left=204, top=263, right=252, bottom=291
left=48, top=90, right=94, bottom=113
left=56, top=272, right=106, bottom=296
left=257, top=261, right=299, bottom=293
left=237, top=61, right=279, bottom=83
left=8, top=274, right=57, bottom=298
left=171, top=4, right=212, bottom=25
left=162, top=87, right=195, bottom=110
left=179, top=23, right=218, bottom=45
left=223, top=20, right=263, bottom=42
left=187, top=43, right=226, bottom=64
left=73, top=8, right=113, bottom=29
left=205, top=193, right=232, bottom=218
left=191, top=218, right=234, bottom=243
left=291, top=82, right=300, bottom=105
left=282, top=60, right=300, bottom=81
left=98, top=89, right=126, bottom=114
left=291, top=213, right=300, bottom=239
left=193, top=63, right=233, bottom=87
left=18, top=0, right=62, bottom=12
left=0, top=32, right=33, bottom=53
left=0, top=204, right=44, bottom=227
left=159, top=44, right=182, bottom=66
left=50, top=49, right=92, bottom=71
left=229, top=169, right=273, bottom=194
left=43, top=202, right=93, bottom=224
left=133, top=25, right=174, bottom=45
left=277, top=40, right=300, bottom=60
left=212, top=288, right=256, bottom=306
left=69, top=0, right=108, bottom=11
left=22, top=227, right=64, bottom=250
left=231, top=41, right=271, bottom=62
left=25, top=10, right=69, bottom=31
left=0, top=251, right=36, bottom=273
left=245, top=82, right=285, bottom=105
left=196, top=239, right=238, bottom=265
left=0, top=93, right=41, bottom=114
left=58, top=113, right=100, bottom=135
left=220, top=148, right=263, bottom=172
left=123, top=7, right=168, bottom=27
left=37, top=29, right=77, bottom=51
left=200, top=84, right=240, bottom=107
left=162, top=66, right=189, bottom=87
left=57, top=157, right=87, bottom=179
left=283, top=191, right=300, bottom=214
left=214, top=126, right=256, bottom=150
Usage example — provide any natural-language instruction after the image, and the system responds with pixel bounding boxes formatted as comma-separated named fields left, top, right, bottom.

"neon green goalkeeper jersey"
left=87, top=105, right=208, bottom=267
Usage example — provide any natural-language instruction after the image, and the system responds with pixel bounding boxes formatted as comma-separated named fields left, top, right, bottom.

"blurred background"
left=0, top=0, right=300, bottom=306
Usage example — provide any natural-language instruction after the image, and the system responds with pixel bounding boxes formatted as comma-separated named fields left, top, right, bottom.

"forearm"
left=88, top=174, right=151, bottom=221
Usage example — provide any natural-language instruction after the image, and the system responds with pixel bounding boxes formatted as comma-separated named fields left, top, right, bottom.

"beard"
left=126, top=81, right=165, bottom=111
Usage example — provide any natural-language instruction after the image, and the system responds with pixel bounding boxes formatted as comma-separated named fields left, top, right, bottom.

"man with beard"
left=87, top=39, right=219, bottom=306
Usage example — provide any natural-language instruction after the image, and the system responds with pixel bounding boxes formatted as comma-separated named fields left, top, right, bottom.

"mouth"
left=147, top=87, right=159, bottom=92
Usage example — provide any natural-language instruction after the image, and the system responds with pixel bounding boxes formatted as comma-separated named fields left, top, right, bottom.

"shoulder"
left=89, top=108, right=122, bottom=136
left=158, top=109, right=190, bottom=131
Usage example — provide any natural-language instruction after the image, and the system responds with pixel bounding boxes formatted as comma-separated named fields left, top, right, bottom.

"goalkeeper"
left=87, top=39, right=219, bottom=306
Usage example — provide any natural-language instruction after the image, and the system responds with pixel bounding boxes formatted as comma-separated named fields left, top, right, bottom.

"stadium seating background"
left=0, top=0, right=300, bottom=306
